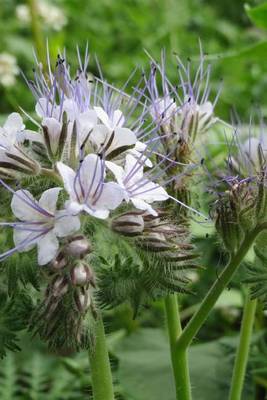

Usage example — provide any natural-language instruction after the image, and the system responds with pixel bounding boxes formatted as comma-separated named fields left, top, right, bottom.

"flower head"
left=0, top=185, right=80, bottom=265
left=57, top=153, right=125, bottom=219
left=145, top=49, right=219, bottom=161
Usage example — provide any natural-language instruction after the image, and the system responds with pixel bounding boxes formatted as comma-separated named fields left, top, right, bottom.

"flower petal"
left=13, top=229, right=36, bottom=252
left=105, top=161, right=125, bottom=185
left=39, top=187, right=61, bottom=214
left=37, top=231, right=59, bottom=265
left=11, top=190, right=44, bottom=221
left=131, top=198, right=158, bottom=216
left=95, top=182, right=124, bottom=210
left=94, top=106, right=111, bottom=129
left=54, top=210, right=81, bottom=237
left=90, top=124, right=110, bottom=149
left=42, top=117, right=62, bottom=155
left=113, top=109, right=124, bottom=128
left=4, top=113, right=24, bottom=135
left=57, top=162, right=76, bottom=198
left=79, top=153, right=104, bottom=197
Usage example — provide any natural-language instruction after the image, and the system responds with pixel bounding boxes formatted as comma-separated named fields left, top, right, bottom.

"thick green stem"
left=229, top=293, right=257, bottom=400
left=89, top=315, right=114, bottom=400
left=164, top=294, right=191, bottom=400
left=177, top=225, right=266, bottom=351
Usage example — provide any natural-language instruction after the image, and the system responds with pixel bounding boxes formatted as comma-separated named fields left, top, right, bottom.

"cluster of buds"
left=111, top=209, right=191, bottom=253
left=48, top=235, right=95, bottom=312
left=214, top=178, right=259, bottom=253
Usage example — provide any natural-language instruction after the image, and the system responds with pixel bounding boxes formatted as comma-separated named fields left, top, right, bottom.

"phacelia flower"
left=107, top=154, right=169, bottom=216
left=57, top=153, right=125, bottom=218
left=145, top=49, right=219, bottom=160
left=0, top=186, right=80, bottom=265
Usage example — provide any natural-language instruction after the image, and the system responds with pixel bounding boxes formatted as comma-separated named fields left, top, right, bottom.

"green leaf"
left=245, top=2, right=267, bottom=30
left=114, top=328, right=253, bottom=400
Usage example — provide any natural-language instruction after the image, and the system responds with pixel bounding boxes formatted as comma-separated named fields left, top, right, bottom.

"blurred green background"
left=0, top=1, right=267, bottom=399
left=1, top=0, right=267, bottom=119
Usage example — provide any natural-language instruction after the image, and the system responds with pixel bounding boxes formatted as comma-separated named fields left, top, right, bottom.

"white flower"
left=0, top=113, right=38, bottom=144
left=0, top=113, right=40, bottom=177
left=106, top=154, right=169, bottom=216
left=16, top=2, right=67, bottom=31
left=0, top=188, right=80, bottom=266
left=36, top=98, right=98, bottom=162
left=16, top=5, right=31, bottom=23
left=0, top=53, right=19, bottom=87
left=57, top=153, right=125, bottom=219
left=90, top=107, right=137, bottom=159
left=39, top=2, right=67, bottom=31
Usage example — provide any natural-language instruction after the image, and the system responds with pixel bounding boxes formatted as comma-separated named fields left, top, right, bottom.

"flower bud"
left=64, top=235, right=92, bottom=258
left=139, top=232, right=174, bottom=252
left=50, top=252, right=67, bottom=270
left=111, top=212, right=144, bottom=236
left=71, top=262, right=95, bottom=287
left=52, top=276, right=69, bottom=297
left=74, top=288, right=91, bottom=312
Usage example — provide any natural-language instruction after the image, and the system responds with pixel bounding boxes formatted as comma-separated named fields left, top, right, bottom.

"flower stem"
left=229, top=292, right=257, bottom=400
left=176, top=225, right=265, bottom=351
left=164, top=294, right=191, bottom=400
left=88, top=315, right=114, bottom=400
left=27, top=0, right=46, bottom=68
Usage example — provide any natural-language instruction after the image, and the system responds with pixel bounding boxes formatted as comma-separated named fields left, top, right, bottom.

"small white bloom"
left=16, top=2, right=67, bottom=31
left=0, top=53, right=19, bottom=87
left=57, top=153, right=125, bottom=219
left=16, top=4, right=31, bottom=23
left=1, top=188, right=80, bottom=266
left=106, top=154, right=169, bottom=216
left=90, top=107, right=137, bottom=158
left=0, top=113, right=40, bottom=177
left=39, top=2, right=67, bottom=31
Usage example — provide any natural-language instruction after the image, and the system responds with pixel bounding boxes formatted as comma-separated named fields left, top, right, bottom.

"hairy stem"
left=164, top=294, right=191, bottom=400
left=177, top=225, right=265, bottom=351
left=229, top=292, right=257, bottom=400
left=88, top=315, right=114, bottom=400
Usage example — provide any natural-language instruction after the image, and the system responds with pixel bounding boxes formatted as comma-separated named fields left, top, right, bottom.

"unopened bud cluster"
left=214, top=177, right=266, bottom=253
left=44, top=235, right=96, bottom=317
left=112, top=209, right=189, bottom=253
